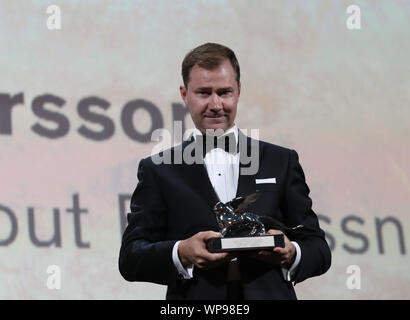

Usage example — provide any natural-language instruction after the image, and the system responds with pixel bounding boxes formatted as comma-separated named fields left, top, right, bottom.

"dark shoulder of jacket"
left=138, top=139, right=190, bottom=168
left=257, top=138, right=296, bottom=158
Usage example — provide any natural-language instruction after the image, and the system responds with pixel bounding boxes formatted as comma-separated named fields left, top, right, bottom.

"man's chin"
left=200, top=123, right=232, bottom=134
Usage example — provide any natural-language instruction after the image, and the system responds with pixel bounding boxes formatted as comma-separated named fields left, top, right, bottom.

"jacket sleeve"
left=118, top=158, right=177, bottom=285
left=282, top=150, right=332, bottom=284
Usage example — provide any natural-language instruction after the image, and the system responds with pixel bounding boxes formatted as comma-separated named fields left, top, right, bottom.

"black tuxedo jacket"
left=119, top=131, right=331, bottom=299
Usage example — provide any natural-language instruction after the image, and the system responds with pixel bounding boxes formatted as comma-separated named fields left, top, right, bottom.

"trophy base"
left=206, top=234, right=284, bottom=253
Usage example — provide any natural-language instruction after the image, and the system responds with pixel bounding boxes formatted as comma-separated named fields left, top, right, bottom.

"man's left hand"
left=253, top=229, right=296, bottom=269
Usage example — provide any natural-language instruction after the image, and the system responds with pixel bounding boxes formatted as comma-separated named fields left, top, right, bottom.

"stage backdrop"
left=0, top=0, right=409, bottom=299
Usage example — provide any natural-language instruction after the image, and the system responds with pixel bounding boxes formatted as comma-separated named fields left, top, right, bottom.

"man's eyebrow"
left=194, top=87, right=234, bottom=91
left=216, top=87, right=234, bottom=91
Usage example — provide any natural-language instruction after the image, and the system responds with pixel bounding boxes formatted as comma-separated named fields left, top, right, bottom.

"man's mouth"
left=204, top=114, right=225, bottom=118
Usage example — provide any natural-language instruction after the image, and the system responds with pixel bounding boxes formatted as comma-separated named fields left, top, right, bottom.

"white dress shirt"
left=172, top=124, right=301, bottom=282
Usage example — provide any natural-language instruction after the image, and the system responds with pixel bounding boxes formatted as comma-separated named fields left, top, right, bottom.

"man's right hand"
left=178, top=231, right=234, bottom=270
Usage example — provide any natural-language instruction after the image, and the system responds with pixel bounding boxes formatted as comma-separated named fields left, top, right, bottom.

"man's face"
left=180, top=59, right=241, bottom=134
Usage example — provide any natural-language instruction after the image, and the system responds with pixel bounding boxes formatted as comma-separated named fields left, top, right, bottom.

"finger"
left=201, top=250, right=230, bottom=262
left=257, top=250, right=273, bottom=256
left=273, top=247, right=287, bottom=255
left=266, top=229, right=283, bottom=235
left=201, top=231, right=223, bottom=241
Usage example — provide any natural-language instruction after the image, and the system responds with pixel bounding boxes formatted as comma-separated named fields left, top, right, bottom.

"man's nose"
left=209, top=93, right=222, bottom=111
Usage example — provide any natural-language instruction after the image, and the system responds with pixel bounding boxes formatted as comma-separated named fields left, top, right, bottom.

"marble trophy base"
left=206, top=234, right=285, bottom=253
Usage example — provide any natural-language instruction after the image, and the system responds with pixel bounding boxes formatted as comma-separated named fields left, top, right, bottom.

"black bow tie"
left=195, top=132, right=238, bottom=156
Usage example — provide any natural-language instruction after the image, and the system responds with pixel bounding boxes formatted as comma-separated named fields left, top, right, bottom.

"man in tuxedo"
left=119, top=43, right=331, bottom=299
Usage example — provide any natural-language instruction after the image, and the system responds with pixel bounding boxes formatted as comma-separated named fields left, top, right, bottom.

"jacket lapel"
left=235, top=130, right=262, bottom=198
left=180, top=137, right=220, bottom=213
left=180, top=130, right=262, bottom=218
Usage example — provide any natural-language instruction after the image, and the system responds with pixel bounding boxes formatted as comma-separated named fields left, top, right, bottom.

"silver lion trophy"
left=206, top=191, right=285, bottom=252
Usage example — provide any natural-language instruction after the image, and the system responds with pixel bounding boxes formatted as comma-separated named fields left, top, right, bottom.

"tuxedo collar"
left=180, top=128, right=263, bottom=216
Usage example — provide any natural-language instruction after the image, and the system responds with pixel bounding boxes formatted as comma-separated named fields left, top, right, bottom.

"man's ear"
left=237, top=82, right=241, bottom=97
left=180, top=85, right=188, bottom=105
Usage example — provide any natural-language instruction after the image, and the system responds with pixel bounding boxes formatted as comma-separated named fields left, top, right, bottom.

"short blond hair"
left=181, top=43, right=240, bottom=87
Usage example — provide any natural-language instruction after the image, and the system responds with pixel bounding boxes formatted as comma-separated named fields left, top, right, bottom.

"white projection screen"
left=0, top=0, right=409, bottom=300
